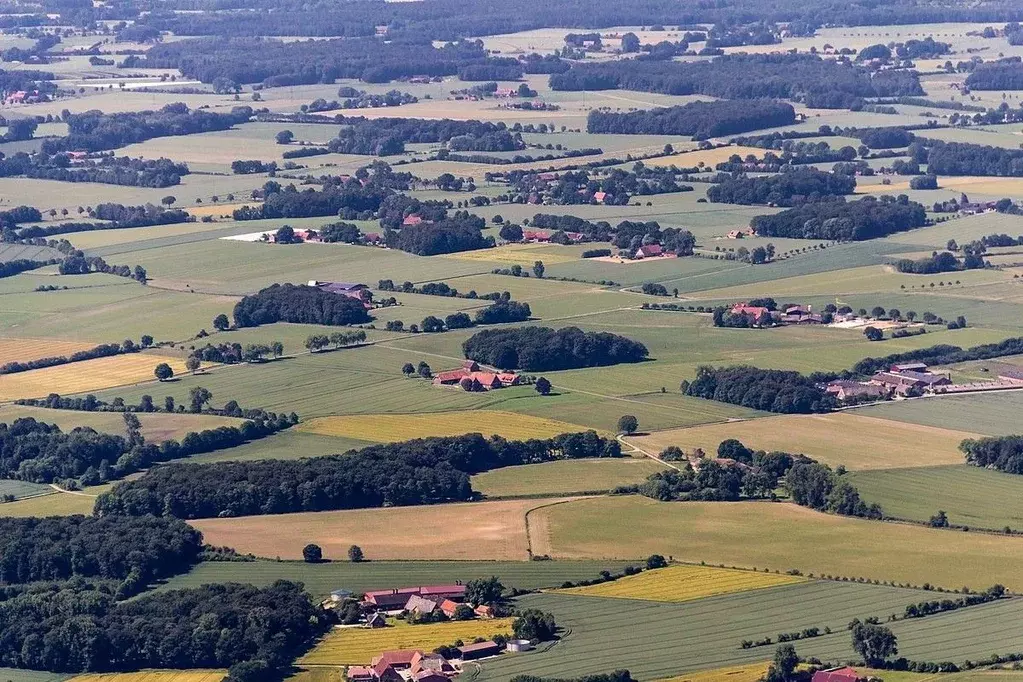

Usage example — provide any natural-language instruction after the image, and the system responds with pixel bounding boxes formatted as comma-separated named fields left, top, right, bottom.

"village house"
left=439, top=599, right=461, bottom=618
left=366, top=612, right=387, bottom=628
left=592, top=191, right=607, bottom=203
left=371, top=650, right=420, bottom=670
left=403, top=214, right=424, bottom=226
left=780, top=305, right=823, bottom=325
left=522, top=229, right=551, bottom=242
left=729, top=302, right=776, bottom=326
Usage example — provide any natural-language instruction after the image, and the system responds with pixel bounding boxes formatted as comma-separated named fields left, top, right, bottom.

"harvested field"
left=0, top=338, right=97, bottom=365
left=472, top=458, right=667, bottom=497
left=0, top=354, right=191, bottom=401
left=0, top=405, right=245, bottom=443
left=443, top=243, right=579, bottom=265
left=629, top=413, right=978, bottom=470
left=656, top=663, right=771, bottom=682
left=300, top=618, right=515, bottom=666
left=69, top=672, right=226, bottom=682
left=189, top=498, right=575, bottom=561
left=640, top=146, right=766, bottom=169
left=556, top=564, right=806, bottom=603
left=537, top=496, right=1023, bottom=591
left=296, top=411, right=594, bottom=443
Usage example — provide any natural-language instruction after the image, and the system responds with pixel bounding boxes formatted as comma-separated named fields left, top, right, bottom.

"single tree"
left=863, top=326, right=884, bottom=341
left=851, top=621, right=898, bottom=666
left=646, top=554, right=668, bottom=569
left=164, top=396, right=175, bottom=412
left=154, top=362, right=174, bottom=382
left=140, top=334, right=154, bottom=348
left=402, top=362, right=415, bottom=377
left=929, top=510, right=950, bottom=528
left=188, top=386, right=213, bottom=413
left=513, top=608, right=557, bottom=642
left=534, top=377, right=552, bottom=395
left=617, top=414, right=639, bottom=435
left=213, top=313, right=230, bottom=331
left=271, top=341, right=284, bottom=358
left=161, top=195, right=176, bottom=206
left=276, top=130, right=294, bottom=145
left=185, top=356, right=201, bottom=374
left=348, top=544, right=364, bottom=562
left=465, top=576, right=504, bottom=606
left=302, top=543, right=323, bottom=563
left=533, top=260, right=545, bottom=279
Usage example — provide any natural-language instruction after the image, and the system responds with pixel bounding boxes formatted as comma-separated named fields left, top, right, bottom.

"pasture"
left=300, top=618, right=516, bottom=666
left=847, top=464, right=1023, bottom=531
left=296, top=411, right=594, bottom=443
left=189, top=498, right=572, bottom=561
left=535, top=496, right=1023, bottom=591
left=155, top=559, right=638, bottom=598
left=856, top=392, right=1023, bottom=436
left=0, top=354, right=191, bottom=401
left=472, top=458, right=667, bottom=497
left=0, top=670, right=69, bottom=682
left=555, top=564, right=806, bottom=603
left=629, top=413, right=978, bottom=471
left=474, top=581, right=929, bottom=682
left=0, top=484, right=111, bottom=518
left=68, top=672, right=226, bottom=682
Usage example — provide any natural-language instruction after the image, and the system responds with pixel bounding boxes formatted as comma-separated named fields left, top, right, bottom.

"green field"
left=848, top=465, right=1023, bottom=531
left=0, top=479, right=53, bottom=500
left=472, top=458, right=668, bottom=497
left=0, top=669, right=71, bottom=682
left=474, top=582, right=930, bottom=681
left=536, top=496, right=1023, bottom=591
left=153, top=559, right=638, bottom=598
left=857, top=392, right=1023, bottom=436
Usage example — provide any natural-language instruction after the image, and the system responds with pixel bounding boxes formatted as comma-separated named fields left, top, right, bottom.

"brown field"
left=640, top=145, right=766, bottom=169
left=630, top=412, right=978, bottom=470
left=443, top=243, right=579, bottom=265
left=0, top=404, right=245, bottom=442
left=0, top=354, right=192, bottom=400
left=189, top=498, right=578, bottom=561
left=186, top=203, right=252, bottom=218
left=0, top=337, right=97, bottom=364
left=656, top=662, right=772, bottom=682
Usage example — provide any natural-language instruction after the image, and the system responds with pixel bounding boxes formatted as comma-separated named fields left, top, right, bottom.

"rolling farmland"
left=297, top=411, right=594, bottom=443
left=857, top=392, right=1023, bottom=436
left=472, top=458, right=667, bottom=497
left=0, top=353, right=191, bottom=401
left=555, top=564, right=807, bottom=603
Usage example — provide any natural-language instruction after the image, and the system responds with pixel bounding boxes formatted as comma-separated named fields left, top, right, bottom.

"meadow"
left=848, top=464, right=1023, bottom=531
left=535, top=496, right=1023, bottom=591
left=555, top=563, right=807, bottom=603
left=474, top=582, right=930, bottom=682
left=299, top=618, right=516, bottom=666
left=629, top=413, right=978, bottom=471
left=0, top=484, right=112, bottom=518
left=296, top=411, right=594, bottom=443
left=189, top=498, right=572, bottom=561
left=155, top=559, right=639, bottom=598
left=471, top=458, right=667, bottom=497
left=0, top=353, right=191, bottom=401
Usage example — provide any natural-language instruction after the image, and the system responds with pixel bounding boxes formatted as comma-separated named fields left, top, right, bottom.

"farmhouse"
left=811, top=667, right=861, bottom=682
left=410, top=652, right=456, bottom=676
left=432, top=366, right=519, bottom=390
left=871, top=370, right=951, bottom=396
left=364, top=584, right=465, bottom=609
left=635, top=244, right=663, bottom=259
left=730, top=302, right=775, bottom=325
left=348, top=666, right=376, bottom=682
left=825, top=380, right=890, bottom=402
left=371, top=650, right=419, bottom=669
left=404, top=594, right=439, bottom=616
left=367, top=612, right=387, bottom=628
left=403, top=214, right=424, bottom=226
left=780, top=304, right=823, bottom=325
left=523, top=230, right=551, bottom=242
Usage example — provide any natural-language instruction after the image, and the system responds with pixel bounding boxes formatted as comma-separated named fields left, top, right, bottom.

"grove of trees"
left=462, top=326, right=649, bottom=370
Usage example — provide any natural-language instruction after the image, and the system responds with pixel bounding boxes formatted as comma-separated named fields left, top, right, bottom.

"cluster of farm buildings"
left=729, top=302, right=825, bottom=325
left=826, top=362, right=1023, bottom=401
left=433, top=360, right=520, bottom=391
left=323, top=584, right=529, bottom=682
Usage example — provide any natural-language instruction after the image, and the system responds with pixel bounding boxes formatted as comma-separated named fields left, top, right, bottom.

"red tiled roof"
left=812, top=667, right=860, bottom=682
left=372, top=650, right=420, bottom=667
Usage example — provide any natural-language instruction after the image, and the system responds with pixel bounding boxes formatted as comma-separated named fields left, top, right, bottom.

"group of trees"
left=386, top=215, right=494, bottom=256
left=232, top=283, right=372, bottom=327
left=0, top=153, right=188, bottom=188
left=750, top=196, right=928, bottom=240
left=894, top=250, right=985, bottom=274
left=924, top=140, right=1023, bottom=177
left=681, top=365, right=836, bottom=414
left=638, top=448, right=793, bottom=502
left=855, top=127, right=915, bottom=149
left=462, top=326, right=648, bottom=371
left=325, top=116, right=522, bottom=156
left=786, top=460, right=882, bottom=518
left=42, top=104, right=252, bottom=154
left=960, top=435, right=1023, bottom=474
left=0, top=580, right=323, bottom=675
left=964, top=60, right=1023, bottom=90
left=707, top=168, right=856, bottom=206
left=94, top=430, right=620, bottom=518
left=13, top=203, right=192, bottom=240
left=551, top=54, right=923, bottom=109
left=587, top=100, right=795, bottom=140
left=304, top=330, right=367, bottom=352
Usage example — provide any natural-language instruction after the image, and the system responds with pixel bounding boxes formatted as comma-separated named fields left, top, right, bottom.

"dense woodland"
left=964, top=61, right=1023, bottom=90
left=551, top=54, right=923, bottom=108
left=386, top=215, right=493, bottom=255
left=0, top=581, right=323, bottom=674
left=0, top=153, right=188, bottom=188
left=462, top=326, right=648, bottom=371
left=707, top=168, right=855, bottom=206
left=587, top=100, right=795, bottom=139
left=923, top=140, right=1023, bottom=177
left=682, top=366, right=836, bottom=414
left=94, top=431, right=619, bottom=518
left=232, top=283, right=372, bottom=327
left=327, top=117, right=521, bottom=156
left=42, top=104, right=252, bottom=154
left=750, top=196, right=928, bottom=240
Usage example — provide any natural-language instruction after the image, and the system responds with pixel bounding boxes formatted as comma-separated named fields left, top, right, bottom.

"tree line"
left=707, top=168, right=856, bottom=207
left=0, top=153, right=188, bottom=189
left=232, top=283, right=372, bottom=328
left=750, top=195, right=928, bottom=240
left=586, top=100, right=795, bottom=140
left=12, top=204, right=193, bottom=240
left=551, top=54, right=923, bottom=109
left=0, top=337, right=150, bottom=375
left=94, top=430, right=620, bottom=518
left=960, top=435, right=1023, bottom=474
left=462, top=326, right=648, bottom=371
left=923, top=140, right=1023, bottom=177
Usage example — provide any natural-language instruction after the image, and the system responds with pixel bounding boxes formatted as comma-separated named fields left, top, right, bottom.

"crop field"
left=472, top=458, right=667, bottom=497
left=155, top=559, right=639, bottom=598
left=535, top=496, right=1023, bottom=591
left=857, top=392, right=1023, bottom=436
left=640, top=146, right=767, bottom=169
left=556, top=564, right=807, bottom=603
left=0, top=242, right=60, bottom=262
left=629, top=413, right=978, bottom=471
left=300, top=618, right=516, bottom=666
left=443, top=243, right=580, bottom=266
left=656, top=662, right=772, bottom=682
left=296, top=411, right=593, bottom=443
left=0, top=338, right=99, bottom=365
left=0, top=478, right=53, bottom=500
left=68, top=671, right=226, bottom=682
left=0, top=405, right=245, bottom=442
left=0, top=669, right=70, bottom=682
left=174, top=430, right=374, bottom=464
left=189, top=498, right=572, bottom=561
left=847, top=465, right=1023, bottom=531
left=0, top=353, right=191, bottom=401
left=473, top=581, right=930, bottom=682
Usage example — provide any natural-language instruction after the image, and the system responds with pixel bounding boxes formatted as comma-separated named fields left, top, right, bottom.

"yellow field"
left=556, top=564, right=806, bottom=602
left=656, top=662, right=772, bottom=682
left=641, top=145, right=766, bottom=169
left=186, top=203, right=251, bottom=218
left=69, top=670, right=226, bottom=682
left=297, top=410, right=594, bottom=443
left=630, top=412, right=980, bottom=471
left=859, top=176, right=1023, bottom=197
left=0, top=354, right=192, bottom=400
left=442, top=243, right=579, bottom=265
left=300, top=618, right=516, bottom=665
left=0, top=337, right=97, bottom=364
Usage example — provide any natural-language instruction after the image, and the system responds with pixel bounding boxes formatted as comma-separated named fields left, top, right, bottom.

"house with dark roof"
left=404, top=594, right=439, bottom=617
left=458, top=641, right=503, bottom=660
left=366, top=612, right=387, bottom=628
